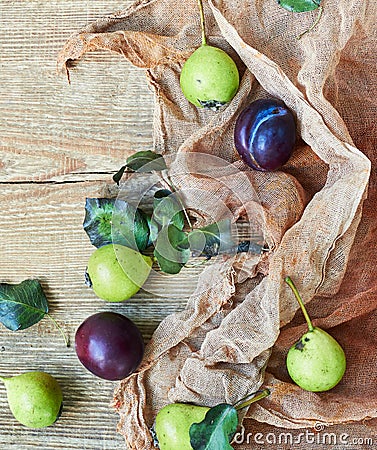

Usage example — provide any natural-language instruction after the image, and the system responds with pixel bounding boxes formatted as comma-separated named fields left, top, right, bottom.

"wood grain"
left=1, top=2, right=374, bottom=450
left=0, top=183, right=196, bottom=450
left=0, top=1, right=186, bottom=449
left=1, top=0, right=153, bottom=183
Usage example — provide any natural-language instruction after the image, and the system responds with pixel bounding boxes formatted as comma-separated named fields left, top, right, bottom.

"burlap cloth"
left=58, top=1, right=377, bottom=448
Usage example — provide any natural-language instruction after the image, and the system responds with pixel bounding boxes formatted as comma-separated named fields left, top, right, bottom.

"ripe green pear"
left=154, top=403, right=210, bottom=450
left=0, top=371, right=63, bottom=428
left=179, top=0, right=239, bottom=110
left=286, top=327, right=346, bottom=392
left=87, top=244, right=152, bottom=302
left=180, top=44, right=239, bottom=110
left=285, top=277, right=346, bottom=392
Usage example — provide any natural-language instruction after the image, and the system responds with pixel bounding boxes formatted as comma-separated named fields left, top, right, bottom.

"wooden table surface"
left=0, top=1, right=190, bottom=448
left=1, top=2, right=376, bottom=450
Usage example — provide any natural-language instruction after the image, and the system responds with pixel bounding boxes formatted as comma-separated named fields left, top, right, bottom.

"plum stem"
left=197, top=0, right=207, bottom=46
left=46, top=313, right=70, bottom=347
left=285, top=276, right=314, bottom=332
left=234, top=388, right=270, bottom=411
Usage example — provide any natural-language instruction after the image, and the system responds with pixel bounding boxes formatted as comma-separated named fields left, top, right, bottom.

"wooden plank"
left=0, top=0, right=154, bottom=183
left=0, top=180, right=204, bottom=448
left=2, top=1, right=373, bottom=449
left=0, top=1, right=165, bottom=448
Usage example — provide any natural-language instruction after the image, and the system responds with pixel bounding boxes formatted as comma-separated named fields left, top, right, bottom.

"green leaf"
left=154, top=225, right=190, bottom=274
left=111, top=199, right=150, bottom=251
left=113, top=151, right=167, bottom=184
left=126, top=150, right=167, bottom=173
left=83, top=198, right=150, bottom=251
left=188, top=219, right=236, bottom=258
left=0, top=279, right=48, bottom=331
left=189, top=403, right=239, bottom=450
left=144, top=215, right=160, bottom=247
left=236, top=240, right=265, bottom=255
left=154, top=250, right=183, bottom=275
left=83, top=198, right=114, bottom=247
left=277, top=0, right=321, bottom=12
left=112, top=164, right=128, bottom=185
left=153, top=189, right=185, bottom=230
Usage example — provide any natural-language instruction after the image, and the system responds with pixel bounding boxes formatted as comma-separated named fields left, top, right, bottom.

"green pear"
left=0, top=371, right=63, bottom=428
left=285, top=277, right=346, bottom=392
left=153, top=389, right=271, bottom=450
left=87, top=244, right=152, bottom=302
left=180, top=45, right=239, bottom=110
left=154, top=403, right=210, bottom=450
left=179, top=0, right=239, bottom=110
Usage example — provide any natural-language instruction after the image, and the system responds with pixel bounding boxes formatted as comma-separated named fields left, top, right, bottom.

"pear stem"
left=46, top=313, right=70, bottom=347
left=197, top=0, right=207, bottom=46
left=285, top=276, right=314, bottom=332
left=234, top=388, right=270, bottom=411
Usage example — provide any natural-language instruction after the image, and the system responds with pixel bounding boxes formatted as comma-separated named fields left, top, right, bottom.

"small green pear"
left=153, top=389, right=271, bottom=449
left=179, top=0, right=239, bottom=110
left=285, top=277, right=346, bottom=392
left=154, top=403, right=210, bottom=450
left=180, top=45, right=239, bottom=110
left=87, top=244, right=152, bottom=302
left=0, top=371, right=63, bottom=428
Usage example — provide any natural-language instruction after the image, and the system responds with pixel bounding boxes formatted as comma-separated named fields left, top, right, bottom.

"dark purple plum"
left=75, top=312, right=144, bottom=381
left=234, top=98, right=296, bottom=171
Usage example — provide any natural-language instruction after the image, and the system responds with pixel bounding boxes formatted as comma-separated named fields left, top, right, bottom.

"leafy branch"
left=84, top=151, right=266, bottom=275
left=112, top=150, right=167, bottom=185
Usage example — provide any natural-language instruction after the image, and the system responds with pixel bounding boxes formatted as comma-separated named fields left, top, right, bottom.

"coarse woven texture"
left=58, top=0, right=377, bottom=449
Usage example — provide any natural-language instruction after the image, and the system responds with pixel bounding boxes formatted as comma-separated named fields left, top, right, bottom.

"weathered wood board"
left=0, top=1, right=180, bottom=448
left=1, top=1, right=376, bottom=450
